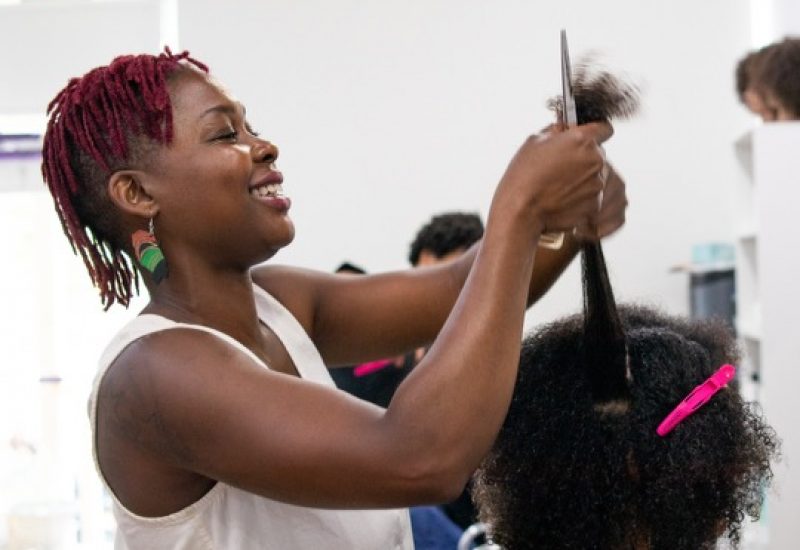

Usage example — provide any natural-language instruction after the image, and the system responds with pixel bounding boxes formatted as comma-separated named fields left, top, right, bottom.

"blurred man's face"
left=743, top=88, right=776, bottom=121
left=415, top=247, right=467, bottom=267
left=761, top=91, right=797, bottom=121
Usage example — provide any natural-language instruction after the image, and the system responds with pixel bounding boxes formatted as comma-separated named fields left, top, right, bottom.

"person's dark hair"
left=735, top=43, right=778, bottom=103
left=548, top=57, right=642, bottom=406
left=41, top=48, right=208, bottom=309
left=547, top=57, right=641, bottom=127
left=756, top=37, right=800, bottom=118
left=474, top=61, right=778, bottom=550
left=407, top=212, right=484, bottom=266
left=473, top=306, right=779, bottom=549
left=736, top=49, right=760, bottom=101
left=335, top=261, right=367, bottom=275
left=736, top=55, right=751, bottom=100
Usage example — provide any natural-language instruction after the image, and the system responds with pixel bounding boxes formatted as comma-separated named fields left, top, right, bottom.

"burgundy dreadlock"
left=41, top=47, right=208, bottom=309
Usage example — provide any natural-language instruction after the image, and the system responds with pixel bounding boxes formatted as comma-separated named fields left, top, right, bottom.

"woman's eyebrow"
left=198, top=102, right=245, bottom=120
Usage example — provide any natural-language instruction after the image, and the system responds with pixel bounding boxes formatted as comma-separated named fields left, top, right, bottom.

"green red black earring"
left=132, top=218, right=168, bottom=284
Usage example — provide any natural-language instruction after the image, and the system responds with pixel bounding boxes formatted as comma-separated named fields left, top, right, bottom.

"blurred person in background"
left=736, top=37, right=800, bottom=122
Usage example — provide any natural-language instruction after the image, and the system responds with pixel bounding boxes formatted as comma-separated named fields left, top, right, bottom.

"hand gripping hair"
left=472, top=61, right=779, bottom=550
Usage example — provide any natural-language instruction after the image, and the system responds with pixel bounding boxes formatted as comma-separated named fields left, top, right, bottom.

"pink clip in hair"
left=656, top=364, right=736, bottom=437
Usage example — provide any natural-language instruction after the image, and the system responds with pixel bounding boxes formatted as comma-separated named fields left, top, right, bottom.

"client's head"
left=473, top=305, right=778, bottom=550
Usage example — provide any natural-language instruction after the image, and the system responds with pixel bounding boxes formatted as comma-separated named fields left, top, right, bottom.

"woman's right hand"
left=493, top=122, right=613, bottom=237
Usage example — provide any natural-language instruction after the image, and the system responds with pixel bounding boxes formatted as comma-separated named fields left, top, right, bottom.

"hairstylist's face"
left=144, top=69, right=294, bottom=268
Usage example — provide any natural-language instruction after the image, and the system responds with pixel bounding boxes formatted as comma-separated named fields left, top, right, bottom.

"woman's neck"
left=142, top=263, right=262, bottom=344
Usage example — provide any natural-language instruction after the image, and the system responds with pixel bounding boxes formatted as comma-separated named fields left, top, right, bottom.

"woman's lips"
left=249, top=172, right=290, bottom=211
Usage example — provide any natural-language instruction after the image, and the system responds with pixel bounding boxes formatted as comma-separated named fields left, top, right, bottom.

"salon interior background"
left=0, top=0, right=798, bottom=548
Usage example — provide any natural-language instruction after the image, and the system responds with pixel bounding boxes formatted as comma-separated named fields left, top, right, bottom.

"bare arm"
left=254, top=162, right=625, bottom=367
left=100, top=124, right=613, bottom=513
left=252, top=237, right=578, bottom=367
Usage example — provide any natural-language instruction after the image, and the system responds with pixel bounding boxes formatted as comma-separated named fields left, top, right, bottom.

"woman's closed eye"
left=212, top=124, right=259, bottom=142
left=213, top=128, right=238, bottom=141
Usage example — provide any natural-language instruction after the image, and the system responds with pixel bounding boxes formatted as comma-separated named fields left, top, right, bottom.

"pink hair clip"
left=656, top=364, right=736, bottom=437
left=353, top=359, right=394, bottom=377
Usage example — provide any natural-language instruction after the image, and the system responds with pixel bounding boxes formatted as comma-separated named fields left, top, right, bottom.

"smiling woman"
left=41, top=47, right=624, bottom=548
left=43, top=49, right=209, bottom=309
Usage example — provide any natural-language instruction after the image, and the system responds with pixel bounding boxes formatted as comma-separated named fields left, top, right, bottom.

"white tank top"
left=88, top=285, right=414, bottom=549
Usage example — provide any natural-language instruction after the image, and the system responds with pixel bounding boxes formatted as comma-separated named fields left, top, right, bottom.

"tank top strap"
left=90, top=284, right=333, bottom=427
left=251, top=284, right=332, bottom=386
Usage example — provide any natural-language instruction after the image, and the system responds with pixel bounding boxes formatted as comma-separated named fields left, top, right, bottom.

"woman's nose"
left=252, top=140, right=279, bottom=164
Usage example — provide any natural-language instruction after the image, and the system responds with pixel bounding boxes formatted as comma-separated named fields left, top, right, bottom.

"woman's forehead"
left=169, top=70, right=241, bottom=117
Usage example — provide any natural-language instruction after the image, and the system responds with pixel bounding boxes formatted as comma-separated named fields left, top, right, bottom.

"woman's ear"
left=107, top=171, right=158, bottom=218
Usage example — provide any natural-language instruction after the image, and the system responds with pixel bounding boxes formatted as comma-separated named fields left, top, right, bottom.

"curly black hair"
left=473, top=59, right=777, bottom=549
left=407, top=212, right=484, bottom=266
left=473, top=305, right=779, bottom=550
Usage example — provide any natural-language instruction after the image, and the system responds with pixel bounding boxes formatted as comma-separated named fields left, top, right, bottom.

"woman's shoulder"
left=94, top=324, right=265, bottom=517
left=96, top=320, right=279, bottom=454
left=102, top=322, right=252, bottom=402
left=99, top=312, right=282, bottom=408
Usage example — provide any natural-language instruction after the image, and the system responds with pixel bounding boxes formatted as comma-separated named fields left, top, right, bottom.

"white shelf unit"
left=734, top=124, right=800, bottom=549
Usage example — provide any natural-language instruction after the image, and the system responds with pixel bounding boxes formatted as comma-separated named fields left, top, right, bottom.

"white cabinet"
left=734, top=124, right=800, bottom=549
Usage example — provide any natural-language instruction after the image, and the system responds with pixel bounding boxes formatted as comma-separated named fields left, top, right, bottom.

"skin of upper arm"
left=251, top=262, right=466, bottom=367
left=99, top=328, right=452, bottom=509
left=251, top=239, right=578, bottom=368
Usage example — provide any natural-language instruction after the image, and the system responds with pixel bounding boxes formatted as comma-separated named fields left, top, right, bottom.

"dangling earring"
left=132, top=218, right=168, bottom=284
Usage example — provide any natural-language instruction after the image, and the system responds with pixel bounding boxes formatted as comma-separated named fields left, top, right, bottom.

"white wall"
left=0, top=0, right=162, bottom=115
left=178, top=0, right=753, bottom=328
left=749, top=124, right=800, bottom=550
left=751, top=0, right=800, bottom=47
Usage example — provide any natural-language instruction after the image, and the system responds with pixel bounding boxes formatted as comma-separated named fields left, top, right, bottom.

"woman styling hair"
left=42, top=48, right=624, bottom=548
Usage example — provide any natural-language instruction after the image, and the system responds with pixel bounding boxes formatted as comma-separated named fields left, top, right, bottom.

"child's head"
left=473, top=305, right=778, bottom=550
